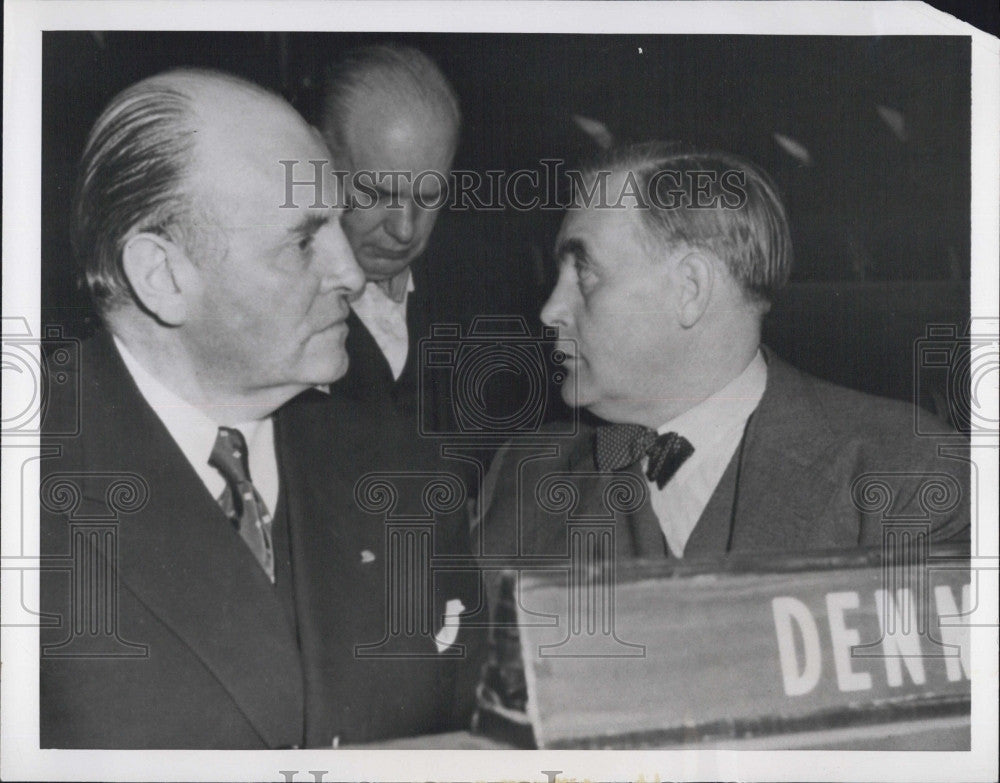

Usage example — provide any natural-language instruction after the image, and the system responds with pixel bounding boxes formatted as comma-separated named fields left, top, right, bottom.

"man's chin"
left=560, top=380, right=589, bottom=410
left=298, top=347, right=350, bottom=388
left=319, top=354, right=350, bottom=385
left=360, top=254, right=416, bottom=280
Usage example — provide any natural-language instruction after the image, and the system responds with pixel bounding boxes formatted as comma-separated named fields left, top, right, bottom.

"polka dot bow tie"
left=594, top=424, right=695, bottom=490
left=209, top=426, right=275, bottom=583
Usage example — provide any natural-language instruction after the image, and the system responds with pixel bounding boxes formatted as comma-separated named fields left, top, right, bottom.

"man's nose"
left=383, top=201, right=417, bottom=245
left=317, top=222, right=365, bottom=297
left=540, top=267, right=573, bottom=330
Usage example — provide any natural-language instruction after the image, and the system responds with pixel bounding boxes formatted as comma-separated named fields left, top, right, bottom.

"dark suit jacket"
left=40, top=331, right=479, bottom=748
left=329, top=220, right=529, bottom=444
left=330, top=258, right=460, bottom=437
left=479, top=348, right=970, bottom=561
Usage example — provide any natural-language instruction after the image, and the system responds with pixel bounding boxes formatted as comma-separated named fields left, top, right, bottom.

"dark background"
left=925, top=0, right=999, bottom=37
left=42, top=32, right=971, bottom=416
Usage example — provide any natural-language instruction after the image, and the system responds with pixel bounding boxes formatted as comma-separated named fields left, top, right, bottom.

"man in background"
left=41, top=68, right=477, bottom=748
left=319, top=44, right=460, bottom=425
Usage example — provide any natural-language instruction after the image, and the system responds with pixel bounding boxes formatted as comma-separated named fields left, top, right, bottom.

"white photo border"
left=3, top=2, right=998, bottom=781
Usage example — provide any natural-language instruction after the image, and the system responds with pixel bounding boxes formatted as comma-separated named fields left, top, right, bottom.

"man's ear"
left=120, top=233, right=193, bottom=326
left=674, top=250, right=714, bottom=328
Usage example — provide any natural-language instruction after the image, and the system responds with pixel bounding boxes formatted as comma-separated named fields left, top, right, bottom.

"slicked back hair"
left=320, top=43, right=461, bottom=154
left=71, top=68, right=261, bottom=314
left=580, top=142, right=793, bottom=306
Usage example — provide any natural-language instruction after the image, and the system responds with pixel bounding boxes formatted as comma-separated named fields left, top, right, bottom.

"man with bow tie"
left=483, top=140, right=970, bottom=561
left=474, top=143, right=969, bottom=719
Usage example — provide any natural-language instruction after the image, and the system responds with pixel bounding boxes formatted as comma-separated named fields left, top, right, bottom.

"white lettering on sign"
left=934, top=583, right=972, bottom=682
left=875, top=588, right=927, bottom=686
left=771, top=583, right=972, bottom=697
left=825, top=591, right=873, bottom=692
left=772, top=596, right=822, bottom=696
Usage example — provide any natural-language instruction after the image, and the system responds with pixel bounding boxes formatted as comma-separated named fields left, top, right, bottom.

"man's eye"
left=575, top=261, right=597, bottom=288
left=298, top=235, right=315, bottom=252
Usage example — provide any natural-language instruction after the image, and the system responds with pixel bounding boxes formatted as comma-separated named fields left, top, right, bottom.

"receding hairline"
left=73, top=69, right=243, bottom=313
left=567, top=144, right=793, bottom=307
left=128, top=68, right=299, bottom=147
left=129, top=72, right=301, bottom=256
left=344, top=89, right=458, bottom=148
left=322, top=46, right=461, bottom=149
left=138, top=67, right=277, bottom=105
left=147, top=69, right=318, bottom=202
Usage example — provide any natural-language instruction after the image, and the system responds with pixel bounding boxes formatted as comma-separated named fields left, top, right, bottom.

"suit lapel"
left=405, top=271, right=431, bottom=344
left=563, top=426, right=664, bottom=559
left=725, top=349, right=851, bottom=550
left=570, top=349, right=850, bottom=559
left=80, top=334, right=304, bottom=747
left=277, top=392, right=435, bottom=739
left=684, top=444, right=741, bottom=556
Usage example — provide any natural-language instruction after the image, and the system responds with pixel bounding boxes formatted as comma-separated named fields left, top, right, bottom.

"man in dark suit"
left=41, top=68, right=478, bottom=748
left=482, top=141, right=969, bottom=558
left=318, top=44, right=461, bottom=429
left=475, top=144, right=969, bottom=715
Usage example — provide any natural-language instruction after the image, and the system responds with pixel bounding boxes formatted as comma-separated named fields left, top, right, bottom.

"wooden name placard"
left=516, top=547, right=971, bottom=749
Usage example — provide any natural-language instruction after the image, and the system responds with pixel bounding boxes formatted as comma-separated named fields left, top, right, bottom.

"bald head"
left=319, top=45, right=460, bottom=280
left=320, top=44, right=460, bottom=156
left=74, top=67, right=365, bottom=417
left=73, top=68, right=306, bottom=314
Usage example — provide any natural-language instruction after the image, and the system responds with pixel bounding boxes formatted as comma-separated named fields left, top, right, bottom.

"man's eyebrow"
left=290, top=213, right=330, bottom=237
left=556, top=237, right=588, bottom=263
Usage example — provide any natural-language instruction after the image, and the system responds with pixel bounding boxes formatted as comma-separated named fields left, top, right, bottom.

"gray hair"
left=71, top=68, right=264, bottom=313
left=580, top=142, right=793, bottom=305
left=320, top=44, right=461, bottom=153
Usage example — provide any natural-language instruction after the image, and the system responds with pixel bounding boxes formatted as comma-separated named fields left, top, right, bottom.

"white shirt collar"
left=317, top=272, right=414, bottom=394
left=357, top=268, right=415, bottom=306
left=647, top=349, right=767, bottom=558
left=350, top=269, right=415, bottom=381
left=113, top=336, right=275, bottom=508
left=656, top=349, right=768, bottom=450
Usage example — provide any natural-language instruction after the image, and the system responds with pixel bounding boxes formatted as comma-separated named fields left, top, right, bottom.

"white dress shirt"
left=114, top=336, right=279, bottom=511
left=350, top=270, right=415, bottom=381
left=646, top=350, right=767, bottom=558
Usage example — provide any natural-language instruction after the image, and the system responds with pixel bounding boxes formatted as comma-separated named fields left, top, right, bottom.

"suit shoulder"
left=278, top=388, right=450, bottom=475
left=808, top=374, right=915, bottom=423
left=481, top=420, right=594, bottom=516
left=771, top=356, right=947, bottom=439
left=765, top=358, right=967, bottom=484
